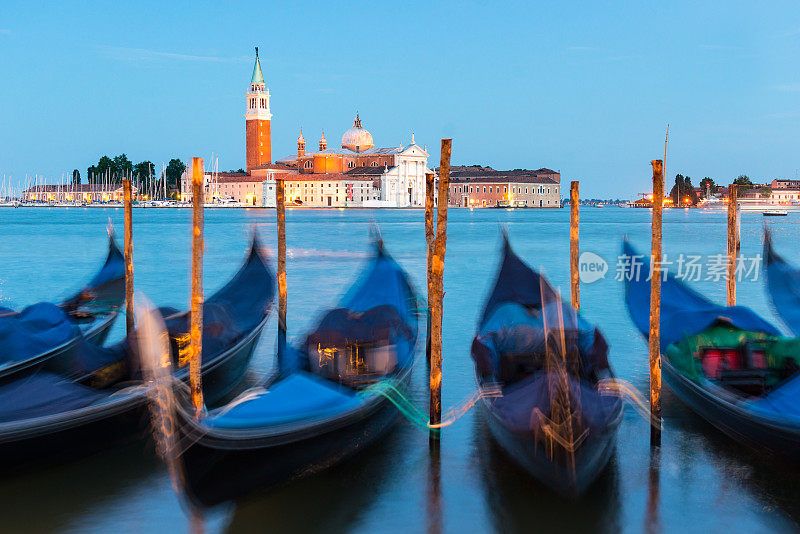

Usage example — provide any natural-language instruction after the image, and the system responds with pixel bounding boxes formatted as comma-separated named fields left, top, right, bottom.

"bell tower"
left=245, top=47, right=272, bottom=172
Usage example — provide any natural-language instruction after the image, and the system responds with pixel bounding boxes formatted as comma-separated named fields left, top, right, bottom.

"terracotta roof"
left=448, top=175, right=558, bottom=185
left=444, top=166, right=560, bottom=179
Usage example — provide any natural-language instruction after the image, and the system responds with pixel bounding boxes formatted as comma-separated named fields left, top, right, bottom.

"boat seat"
left=700, top=344, right=772, bottom=395
left=718, top=369, right=767, bottom=396
left=205, top=371, right=363, bottom=429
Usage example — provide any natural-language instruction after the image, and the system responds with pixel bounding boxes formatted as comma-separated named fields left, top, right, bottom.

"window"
left=371, top=162, right=378, bottom=167
left=348, top=161, right=355, bottom=168
left=483, top=186, right=486, bottom=193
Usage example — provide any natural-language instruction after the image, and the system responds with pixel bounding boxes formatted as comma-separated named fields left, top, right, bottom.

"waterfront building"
left=261, top=173, right=380, bottom=208
left=445, top=166, right=561, bottom=208
left=180, top=166, right=295, bottom=206
left=771, top=178, right=800, bottom=189
left=770, top=189, right=800, bottom=202
left=22, top=184, right=136, bottom=203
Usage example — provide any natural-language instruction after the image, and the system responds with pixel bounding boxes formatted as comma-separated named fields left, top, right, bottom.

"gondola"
left=174, top=239, right=418, bottom=508
left=0, top=234, right=124, bottom=382
left=0, top=239, right=274, bottom=469
left=623, top=240, right=800, bottom=457
left=764, top=228, right=800, bottom=335
left=471, top=237, right=623, bottom=497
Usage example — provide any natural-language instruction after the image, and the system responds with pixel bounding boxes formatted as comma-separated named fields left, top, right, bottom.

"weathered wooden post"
left=425, top=171, right=435, bottom=364
left=189, top=157, right=205, bottom=419
left=727, top=184, right=739, bottom=306
left=649, top=159, right=663, bottom=446
left=276, top=177, right=287, bottom=365
left=570, top=181, right=580, bottom=312
left=429, top=139, right=451, bottom=446
left=123, top=178, right=134, bottom=335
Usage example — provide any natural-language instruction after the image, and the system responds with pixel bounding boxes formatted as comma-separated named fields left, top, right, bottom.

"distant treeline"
left=70, top=154, right=186, bottom=192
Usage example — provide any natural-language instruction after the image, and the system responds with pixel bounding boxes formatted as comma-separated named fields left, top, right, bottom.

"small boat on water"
left=0, top=235, right=124, bottom=382
left=0, top=239, right=273, bottom=469
left=471, top=237, right=623, bottom=497
left=173, top=239, right=418, bottom=508
left=623, top=240, right=800, bottom=457
left=764, top=229, right=800, bottom=335
left=763, top=209, right=788, bottom=216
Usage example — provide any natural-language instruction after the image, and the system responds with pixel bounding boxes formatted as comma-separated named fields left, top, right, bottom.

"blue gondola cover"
left=622, top=241, right=780, bottom=352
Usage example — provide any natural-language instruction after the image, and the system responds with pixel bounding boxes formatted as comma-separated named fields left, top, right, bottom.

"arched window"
left=371, top=162, right=378, bottom=167
left=304, top=161, right=312, bottom=169
left=348, top=161, right=355, bottom=168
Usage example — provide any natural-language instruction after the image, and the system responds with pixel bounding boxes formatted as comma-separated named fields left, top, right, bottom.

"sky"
left=1, top=1, right=799, bottom=198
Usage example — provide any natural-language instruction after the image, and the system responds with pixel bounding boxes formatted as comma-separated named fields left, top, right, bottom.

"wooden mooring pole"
left=123, top=178, right=134, bottom=335
left=425, top=171, right=435, bottom=364
left=649, top=159, right=663, bottom=446
left=429, top=139, right=451, bottom=446
left=570, top=181, right=580, bottom=312
left=190, top=157, right=205, bottom=419
left=727, top=184, right=739, bottom=306
left=276, top=177, right=287, bottom=366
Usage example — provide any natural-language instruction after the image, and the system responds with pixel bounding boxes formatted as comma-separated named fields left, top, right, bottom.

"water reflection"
left=644, top=446, right=661, bottom=534
left=0, top=440, right=161, bottom=532
left=474, top=415, right=622, bottom=533
left=225, top=427, right=405, bottom=533
left=426, top=440, right=442, bottom=534
left=664, top=394, right=800, bottom=527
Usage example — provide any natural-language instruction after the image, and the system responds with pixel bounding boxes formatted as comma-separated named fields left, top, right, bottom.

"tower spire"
left=251, top=47, right=264, bottom=85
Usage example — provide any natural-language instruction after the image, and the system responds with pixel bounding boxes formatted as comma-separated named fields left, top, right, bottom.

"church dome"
left=341, top=113, right=374, bottom=152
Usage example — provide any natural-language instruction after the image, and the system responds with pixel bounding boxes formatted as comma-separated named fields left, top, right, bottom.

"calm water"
left=0, top=206, right=799, bottom=533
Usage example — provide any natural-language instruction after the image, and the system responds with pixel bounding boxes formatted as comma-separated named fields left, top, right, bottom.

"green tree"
left=683, top=176, right=699, bottom=205
left=669, top=174, right=685, bottom=205
left=112, top=154, right=133, bottom=181
left=759, top=186, right=772, bottom=198
left=71, top=169, right=80, bottom=185
left=700, top=177, right=717, bottom=195
left=134, top=161, right=155, bottom=181
left=93, top=155, right=114, bottom=183
left=165, top=159, right=186, bottom=191
left=733, top=174, right=753, bottom=197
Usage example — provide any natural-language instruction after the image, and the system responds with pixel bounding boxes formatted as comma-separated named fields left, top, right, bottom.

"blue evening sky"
left=1, top=1, right=799, bottom=198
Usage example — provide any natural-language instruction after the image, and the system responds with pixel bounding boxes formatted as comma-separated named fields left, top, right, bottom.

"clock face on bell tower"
left=245, top=47, right=272, bottom=172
